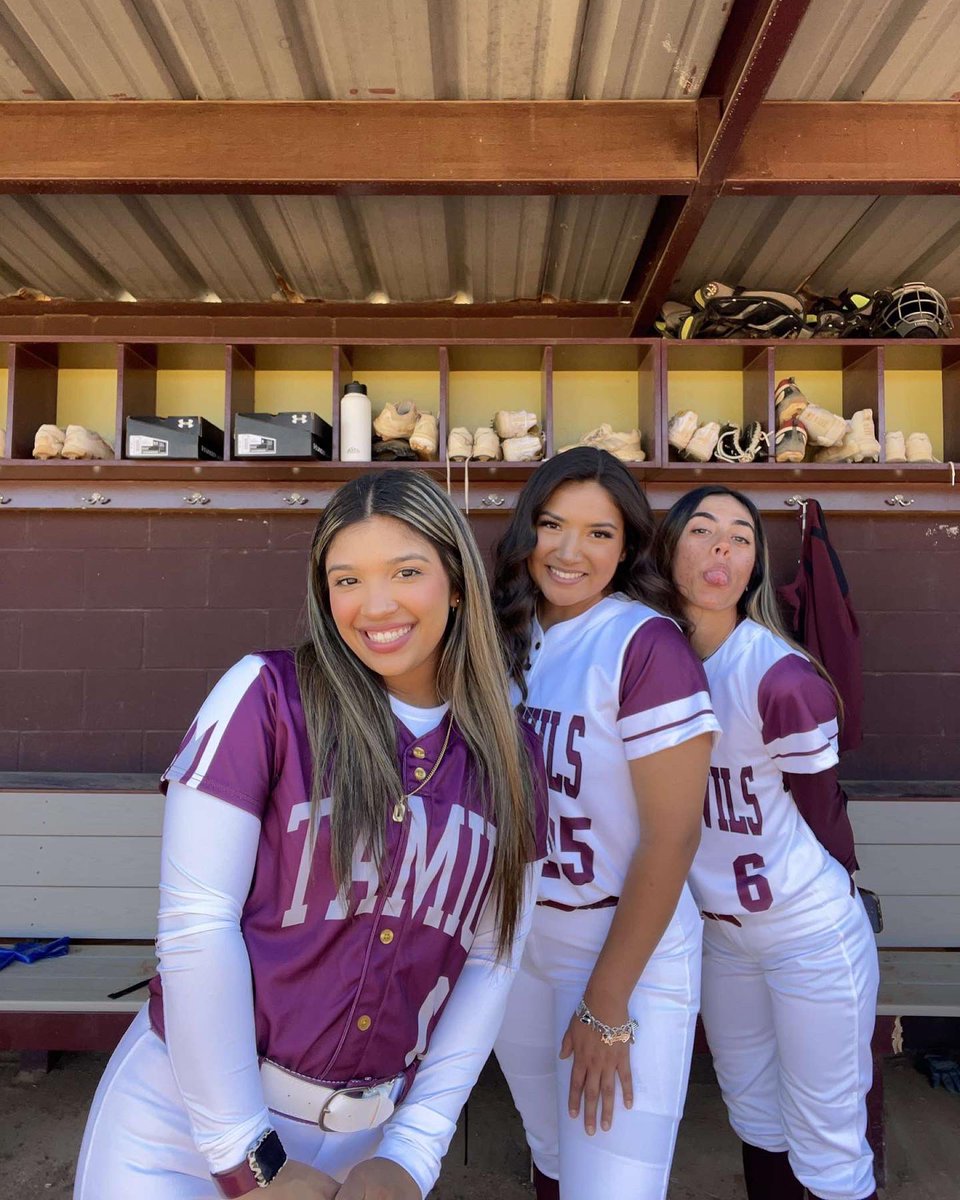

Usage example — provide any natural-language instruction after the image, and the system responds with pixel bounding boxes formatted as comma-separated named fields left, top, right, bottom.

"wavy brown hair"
left=295, top=469, right=537, bottom=956
left=653, top=485, right=843, bottom=718
left=492, top=447, right=686, bottom=699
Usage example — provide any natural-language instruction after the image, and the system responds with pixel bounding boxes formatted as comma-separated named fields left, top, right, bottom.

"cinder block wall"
left=1, top=511, right=957, bottom=779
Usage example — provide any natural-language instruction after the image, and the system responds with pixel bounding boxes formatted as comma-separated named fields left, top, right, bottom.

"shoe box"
left=126, top=415, right=224, bottom=459
left=234, top=412, right=333, bottom=460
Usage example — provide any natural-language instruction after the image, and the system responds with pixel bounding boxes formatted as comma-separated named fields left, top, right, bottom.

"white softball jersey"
left=689, top=619, right=841, bottom=916
left=517, top=594, right=720, bottom=905
left=496, top=594, right=720, bottom=1199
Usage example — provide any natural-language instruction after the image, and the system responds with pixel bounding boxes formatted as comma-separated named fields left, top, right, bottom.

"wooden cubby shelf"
left=2, top=337, right=959, bottom=512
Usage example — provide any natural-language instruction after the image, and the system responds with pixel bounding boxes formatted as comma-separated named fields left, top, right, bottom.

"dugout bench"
left=1, top=775, right=958, bottom=1188
left=0, top=774, right=161, bottom=1067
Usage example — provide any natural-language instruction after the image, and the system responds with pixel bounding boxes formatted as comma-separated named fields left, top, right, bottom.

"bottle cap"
left=343, top=381, right=367, bottom=395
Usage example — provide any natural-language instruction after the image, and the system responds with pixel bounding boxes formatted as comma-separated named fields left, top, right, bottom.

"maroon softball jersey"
left=148, top=650, right=547, bottom=1087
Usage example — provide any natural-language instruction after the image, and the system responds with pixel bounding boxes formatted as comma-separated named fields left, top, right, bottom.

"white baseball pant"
left=74, top=1006, right=401, bottom=1200
left=494, top=887, right=702, bottom=1200
left=699, top=862, right=879, bottom=1200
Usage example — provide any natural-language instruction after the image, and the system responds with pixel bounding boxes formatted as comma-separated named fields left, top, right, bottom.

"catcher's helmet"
left=870, top=282, right=953, bottom=339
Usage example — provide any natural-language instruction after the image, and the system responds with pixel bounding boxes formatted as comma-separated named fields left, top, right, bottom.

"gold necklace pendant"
left=391, top=712, right=454, bottom=823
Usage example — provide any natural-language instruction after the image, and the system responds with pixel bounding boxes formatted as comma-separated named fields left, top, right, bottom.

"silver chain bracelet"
left=575, top=998, right=638, bottom=1046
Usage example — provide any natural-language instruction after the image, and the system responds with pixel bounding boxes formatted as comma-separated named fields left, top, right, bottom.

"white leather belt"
left=260, top=1060, right=399, bottom=1133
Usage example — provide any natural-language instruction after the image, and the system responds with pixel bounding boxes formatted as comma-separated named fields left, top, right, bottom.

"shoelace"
left=445, top=450, right=471, bottom=512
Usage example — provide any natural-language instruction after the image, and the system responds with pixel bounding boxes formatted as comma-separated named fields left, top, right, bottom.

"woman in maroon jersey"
left=75, top=469, right=546, bottom=1200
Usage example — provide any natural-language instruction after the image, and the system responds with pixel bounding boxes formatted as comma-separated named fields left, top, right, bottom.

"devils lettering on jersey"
left=703, top=766, right=764, bottom=836
left=518, top=706, right=585, bottom=799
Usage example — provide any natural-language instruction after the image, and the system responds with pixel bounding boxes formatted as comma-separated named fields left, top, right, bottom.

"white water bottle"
left=340, top=381, right=371, bottom=461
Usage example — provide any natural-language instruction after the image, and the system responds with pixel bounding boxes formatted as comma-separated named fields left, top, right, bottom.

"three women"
left=76, top=457, right=877, bottom=1200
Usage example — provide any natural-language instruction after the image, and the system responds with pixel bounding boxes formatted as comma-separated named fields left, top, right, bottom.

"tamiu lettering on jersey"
left=516, top=595, right=719, bottom=907
left=149, top=650, right=544, bottom=1088
left=688, top=619, right=841, bottom=915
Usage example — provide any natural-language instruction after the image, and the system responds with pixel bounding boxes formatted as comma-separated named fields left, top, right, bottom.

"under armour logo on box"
left=177, top=418, right=195, bottom=429
left=291, top=414, right=308, bottom=424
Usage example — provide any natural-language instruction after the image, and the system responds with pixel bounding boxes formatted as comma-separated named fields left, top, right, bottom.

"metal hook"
left=183, top=491, right=210, bottom=506
left=283, top=493, right=309, bottom=506
left=480, top=493, right=505, bottom=508
left=80, top=492, right=111, bottom=506
left=784, top=495, right=807, bottom=509
left=0, top=495, right=11, bottom=505
left=885, top=494, right=914, bottom=508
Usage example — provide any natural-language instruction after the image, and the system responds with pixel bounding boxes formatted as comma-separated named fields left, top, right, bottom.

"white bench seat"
left=876, top=950, right=960, bottom=1018
left=0, top=943, right=156, bottom=1014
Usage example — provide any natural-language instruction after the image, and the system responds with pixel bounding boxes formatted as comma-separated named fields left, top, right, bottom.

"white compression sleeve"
left=375, top=861, right=542, bottom=1198
left=156, top=781, right=270, bottom=1174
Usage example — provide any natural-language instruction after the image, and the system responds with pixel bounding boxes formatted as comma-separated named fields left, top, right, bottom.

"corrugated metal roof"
left=0, top=0, right=728, bottom=101
left=770, top=0, right=960, bottom=100
left=0, top=1, right=957, bottom=306
left=0, top=0, right=726, bottom=303
left=671, top=195, right=960, bottom=303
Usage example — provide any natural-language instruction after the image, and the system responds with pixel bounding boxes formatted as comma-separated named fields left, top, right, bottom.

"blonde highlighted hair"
left=295, top=469, right=537, bottom=956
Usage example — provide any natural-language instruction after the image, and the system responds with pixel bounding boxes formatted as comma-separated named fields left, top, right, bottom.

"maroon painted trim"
left=0, top=1010, right=136, bottom=1052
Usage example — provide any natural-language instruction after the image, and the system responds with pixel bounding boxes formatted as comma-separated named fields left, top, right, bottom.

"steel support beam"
left=625, top=0, right=813, bottom=335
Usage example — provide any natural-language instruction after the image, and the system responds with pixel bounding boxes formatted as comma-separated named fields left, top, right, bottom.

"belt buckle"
left=317, top=1083, right=394, bottom=1133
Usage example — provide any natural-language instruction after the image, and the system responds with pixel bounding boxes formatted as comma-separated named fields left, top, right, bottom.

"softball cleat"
left=668, top=409, right=699, bottom=454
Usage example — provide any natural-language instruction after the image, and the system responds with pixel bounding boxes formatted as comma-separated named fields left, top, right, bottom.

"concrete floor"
left=2, top=1050, right=957, bottom=1198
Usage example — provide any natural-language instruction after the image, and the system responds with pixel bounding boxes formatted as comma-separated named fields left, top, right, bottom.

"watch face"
left=250, top=1129, right=287, bottom=1187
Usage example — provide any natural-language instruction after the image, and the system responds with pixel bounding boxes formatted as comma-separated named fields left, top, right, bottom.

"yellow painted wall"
left=773, top=352, right=844, bottom=415
left=448, top=369, right=542, bottom=434
left=54, top=347, right=119, bottom=448
left=155, top=346, right=227, bottom=429
left=884, top=369, right=944, bottom=459
left=254, top=371, right=334, bottom=420
left=667, top=369, right=745, bottom=427
left=354, top=371, right=440, bottom=420
left=552, top=369, right=639, bottom=451
left=251, top=347, right=335, bottom=420
left=348, top=348, right=441, bottom=430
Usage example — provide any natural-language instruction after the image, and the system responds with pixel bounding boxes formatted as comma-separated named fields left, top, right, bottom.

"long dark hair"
left=295, top=469, right=537, bottom=957
left=653, top=484, right=843, bottom=716
left=493, top=448, right=684, bottom=698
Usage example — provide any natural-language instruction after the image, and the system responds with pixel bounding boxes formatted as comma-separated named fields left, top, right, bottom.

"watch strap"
left=212, top=1129, right=286, bottom=1197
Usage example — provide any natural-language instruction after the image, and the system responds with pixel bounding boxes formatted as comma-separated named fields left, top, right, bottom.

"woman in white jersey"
left=655, top=485, right=879, bottom=1200
left=491, top=448, right=718, bottom=1200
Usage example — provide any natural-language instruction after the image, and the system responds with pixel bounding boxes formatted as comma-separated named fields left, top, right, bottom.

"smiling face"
left=671, top=493, right=757, bottom=624
left=528, top=479, right=626, bottom=628
left=325, top=514, right=457, bottom=707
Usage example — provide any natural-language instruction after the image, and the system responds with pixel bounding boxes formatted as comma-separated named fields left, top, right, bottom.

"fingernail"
left=602, top=1120, right=610, bottom=1131
left=569, top=1109, right=577, bottom=1118
left=586, top=1126, right=595, bottom=1136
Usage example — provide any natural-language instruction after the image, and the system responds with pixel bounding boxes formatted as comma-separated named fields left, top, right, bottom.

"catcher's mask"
left=870, top=282, right=953, bottom=339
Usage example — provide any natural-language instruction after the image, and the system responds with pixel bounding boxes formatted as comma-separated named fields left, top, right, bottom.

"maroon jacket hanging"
left=778, top=499, right=863, bottom=754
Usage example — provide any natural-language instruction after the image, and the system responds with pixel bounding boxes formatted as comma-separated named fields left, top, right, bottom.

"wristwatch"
left=212, top=1129, right=287, bottom=1197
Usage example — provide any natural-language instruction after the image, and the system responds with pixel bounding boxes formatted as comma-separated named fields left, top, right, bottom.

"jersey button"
left=379, top=929, right=395, bottom=945
left=356, top=1015, right=372, bottom=1032
left=412, top=747, right=426, bottom=759
left=413, top=766, right=427, bottom=782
